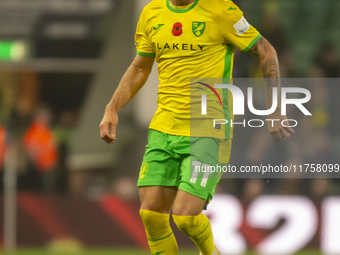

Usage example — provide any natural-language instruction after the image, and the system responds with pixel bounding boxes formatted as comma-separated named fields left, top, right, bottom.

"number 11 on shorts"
left=191, top=161, right=210, bottom=187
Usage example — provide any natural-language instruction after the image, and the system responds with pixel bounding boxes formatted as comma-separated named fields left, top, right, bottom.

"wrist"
left=106, top=103, right=118, bottom=113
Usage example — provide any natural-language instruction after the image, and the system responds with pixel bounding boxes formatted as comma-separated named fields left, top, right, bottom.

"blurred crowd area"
left=220, top=79, right=340, bottom=204
left=0, top=0, right=339, bottom=204
left=0, top=72, right=83, bottom=193
left=222, top=0, right=340, bottom=203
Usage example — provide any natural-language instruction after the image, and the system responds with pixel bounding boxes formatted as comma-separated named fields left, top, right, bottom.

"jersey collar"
left=166, top=0, right=199, bottom=13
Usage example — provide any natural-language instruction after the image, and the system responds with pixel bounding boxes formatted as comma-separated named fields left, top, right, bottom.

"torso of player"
left=145, top=0, right=230, bottom=89
left=136, top=0, right=260, bottom=138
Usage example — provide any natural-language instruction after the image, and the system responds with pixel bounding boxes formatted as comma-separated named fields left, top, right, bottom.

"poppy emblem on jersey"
left=172, top=22, right=183, bottom=36
left=192, top=22, right=206, bottom=37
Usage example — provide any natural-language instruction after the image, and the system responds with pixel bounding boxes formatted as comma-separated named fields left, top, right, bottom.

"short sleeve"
left=134, top=9, right=156, bottom=57
left=220, top=1, right=262, bottom=52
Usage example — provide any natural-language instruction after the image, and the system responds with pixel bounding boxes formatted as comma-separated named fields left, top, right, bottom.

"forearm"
left=247, top=36, right=294, bottom=140
left=260, top=44, right=280, bottom=111
left=248, top=37, right=280, bottom=110
left=106, top=56, right=153, bottom=113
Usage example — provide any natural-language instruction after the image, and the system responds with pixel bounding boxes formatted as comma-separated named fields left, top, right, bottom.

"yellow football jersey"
left=135, top=0, right=261, bottom=139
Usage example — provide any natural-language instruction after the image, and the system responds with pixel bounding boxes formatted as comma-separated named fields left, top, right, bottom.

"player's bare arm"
left=99, top=54, right=154, bottom=144
left=248, top=36, right=295, bottom=141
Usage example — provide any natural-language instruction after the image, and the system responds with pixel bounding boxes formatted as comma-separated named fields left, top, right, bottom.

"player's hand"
left=267, top=112, right=295, bottom=141
left=99, top=107, right=118, bottom=144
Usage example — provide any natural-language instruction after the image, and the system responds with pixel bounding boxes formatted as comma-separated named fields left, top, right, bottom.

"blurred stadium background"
left=0, top=0, right=340, bottom=254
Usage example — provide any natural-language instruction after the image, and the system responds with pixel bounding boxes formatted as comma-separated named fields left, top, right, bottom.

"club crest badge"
left=192, top=21, right=206, bottom=37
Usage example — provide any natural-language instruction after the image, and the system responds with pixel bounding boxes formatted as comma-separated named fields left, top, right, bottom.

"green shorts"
left=137, top=129, right=232, bottom=202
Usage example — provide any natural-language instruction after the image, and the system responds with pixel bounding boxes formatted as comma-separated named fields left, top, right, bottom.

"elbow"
left=130, top=61, right=152, bottom=77
left=247, top=36, right=278, bottom=60
left=262, top=39, right=278, bottom=59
